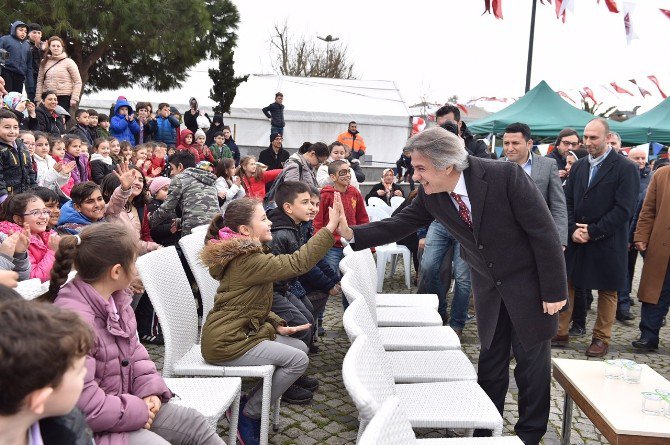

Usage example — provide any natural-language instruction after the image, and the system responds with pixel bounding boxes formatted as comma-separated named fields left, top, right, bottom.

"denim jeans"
left=639, top=265, right=670, bottom=346
left=323, top=246, right=345, bottom=310
left=418, top=220, right=472, bottom=330
left=271, top=126, right=284, bottom=136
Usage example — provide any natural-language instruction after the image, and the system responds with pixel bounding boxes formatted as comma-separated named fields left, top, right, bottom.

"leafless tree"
left=270, top=22, right=356, bottom=79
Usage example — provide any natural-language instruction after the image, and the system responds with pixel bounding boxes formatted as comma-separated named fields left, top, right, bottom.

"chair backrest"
left=358, top=396, right=417, bottom=445
left=342, top=295, right=381, bottom=344
left=342, top=335, right=396, bottom=423
left=390, top=196, right=405, bottom=211
left=341, top=270, right=378, bottom=324
left=179, top=232, right=219, bottom=317
left=191, top=224, right=209, bottom=234
left=346, top=249, right=378, bottom=299
left=365, top=206, right=390, bottom=222
left=339, top=252, right=354, bottom=275
left=136, top=246, right=199, bottom=377
left=367, top=197, right=392, bottom=214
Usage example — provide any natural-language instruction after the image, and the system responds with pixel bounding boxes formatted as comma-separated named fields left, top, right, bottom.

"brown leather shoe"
left=585, top=339, right=609, bottom=357
left=551, top=334, right=569, bottom=347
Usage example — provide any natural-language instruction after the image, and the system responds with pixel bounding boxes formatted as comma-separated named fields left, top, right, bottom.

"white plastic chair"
left=343, top=298, right=476, bottom=384
left=347, top=249, right=437, bottom=309
left=190, top=224, right=209, bottom=235
left=390, top=196, right=405, bottom=211
left=179, top=232, right=218, bottom=318
left=359, top=396, right=523, bottom=445
left=341, top=274, right=460, bottom=351
left=164, top=377, right=241, bottom=444
left=342, top=335, right=503, bottom=437
left=136, top=247, right=281, bottom=445
left=367, top=197, right=393, bottom=216
left=364, top=207, right=414, bottom=291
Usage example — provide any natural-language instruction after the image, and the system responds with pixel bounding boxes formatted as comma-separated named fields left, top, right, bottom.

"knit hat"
left=149, top=176, right=171, bottom=196
left=194, top=129, right=206, bottom=140
left=270, top=132, right=282, bottom=142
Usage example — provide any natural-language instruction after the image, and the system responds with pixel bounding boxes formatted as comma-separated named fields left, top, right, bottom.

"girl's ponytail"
left=38, top=235, right=79, bottom=303
left=205, top=214, right=225, bottom=243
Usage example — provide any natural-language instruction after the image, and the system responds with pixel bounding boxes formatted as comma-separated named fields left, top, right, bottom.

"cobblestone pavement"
left=148, top=258, right=669, bottom=444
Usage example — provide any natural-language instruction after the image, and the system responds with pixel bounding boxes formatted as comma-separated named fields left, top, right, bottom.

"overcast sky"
left=231, top=0, right=670, bottom=112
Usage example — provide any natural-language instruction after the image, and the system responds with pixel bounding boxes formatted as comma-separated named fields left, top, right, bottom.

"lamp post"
left=525, top=0, right=538, bottom=92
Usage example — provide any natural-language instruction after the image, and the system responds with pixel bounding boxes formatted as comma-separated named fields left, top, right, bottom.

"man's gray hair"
left=406, top=127, right=469, bottom=171
left=608, top=131, right=621, bottom=142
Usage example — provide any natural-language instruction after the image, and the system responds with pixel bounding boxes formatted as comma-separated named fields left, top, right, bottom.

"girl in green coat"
left=200, top=194, right=348, bottom=445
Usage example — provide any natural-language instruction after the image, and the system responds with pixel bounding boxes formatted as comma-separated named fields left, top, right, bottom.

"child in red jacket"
left=313, top=160, right=369, bottom=282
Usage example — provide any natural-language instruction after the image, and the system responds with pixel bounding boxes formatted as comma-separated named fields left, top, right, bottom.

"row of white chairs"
left=136, top=227, right=282, bottom=445
left=339, top=248, right=523, bottom=444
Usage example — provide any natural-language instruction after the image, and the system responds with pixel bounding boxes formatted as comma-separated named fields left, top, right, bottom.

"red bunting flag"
left=603, top=0, right=619, bottom=13
left=555, top=0, right=566, bottom=22
left=661, top=9, right=670, bottom=20
left=483, top=0, right=503, bottom=19
left=557, top=91, right=575, bottom=104
left=583, top=87, right=597, bottom=103
left=629, top=79, right=651, bottom=97
left=610, top=82, right=633, bottom=96
left=648, top=75, right=667, bottom=99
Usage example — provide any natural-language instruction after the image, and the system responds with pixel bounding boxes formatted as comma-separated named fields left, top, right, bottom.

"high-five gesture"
left=325, top=192, right=343, bottom=233
left=115, top=162, right=135, bottom=190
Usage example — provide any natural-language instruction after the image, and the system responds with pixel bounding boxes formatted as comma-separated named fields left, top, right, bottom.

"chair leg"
left=259, top=372, right=274, bottom=445
left=229, top=390, right=241, bottom=445
left=272, top=397, right=281, bottom=432
left=402, top=251, right=411, bottom=289
left=376, top=252, right=387, bottom=293
left=390, top=253, right=398, bottom=274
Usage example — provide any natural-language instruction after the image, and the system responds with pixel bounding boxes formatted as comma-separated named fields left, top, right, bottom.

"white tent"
left=80, top=73, right=411, bottom=164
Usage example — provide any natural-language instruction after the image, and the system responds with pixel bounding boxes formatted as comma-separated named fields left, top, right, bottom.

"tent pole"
left=525, top=0, right=538, bottom=93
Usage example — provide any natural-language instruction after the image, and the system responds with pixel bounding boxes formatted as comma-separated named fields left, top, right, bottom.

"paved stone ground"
left=148, top=257, right=669, bottom=444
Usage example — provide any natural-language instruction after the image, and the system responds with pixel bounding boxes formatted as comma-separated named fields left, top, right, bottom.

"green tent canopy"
left=618, top=97, right=670, bottom=144
left=468, top=80, right=633, bottom=140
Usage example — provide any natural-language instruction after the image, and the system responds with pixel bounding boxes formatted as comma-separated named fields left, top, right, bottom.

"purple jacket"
left=54, top=277, right=172, bottom=445
left=63, top=152, right=90, bottom=184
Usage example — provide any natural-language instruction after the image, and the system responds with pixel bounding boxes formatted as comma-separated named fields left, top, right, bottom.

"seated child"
left=32, top=132, right=71, bottom=190
left=267, top=181, right=340, bottom=352
left=96, top=114, right=110, bottom=139
left=43, top=223, right=224, bottom=445
left=147, top=176, right=181, bottom=247
left=0, top=109, right=37, bottom=200
left=200, top=196, right=348, bottom=444
left=193, top=129, right=215, bottom=163
left=0, top=298, right=94, bottom=444
left=0, top=193, right=60, bottom=282
left=90, top=138, right=116, bottom=184
left=209, top=131, right=233, bottom=162
left=62, top=135, right=89, bottom=185
left=32, top=187, right=61, bottom=231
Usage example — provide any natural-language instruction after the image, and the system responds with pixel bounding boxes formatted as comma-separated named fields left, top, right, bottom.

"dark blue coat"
left=564, top=149, right=640, bottom=289
left=0, top=21, right=34, bottom=88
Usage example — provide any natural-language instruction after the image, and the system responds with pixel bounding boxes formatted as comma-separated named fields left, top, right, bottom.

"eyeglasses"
left=561, top=141, right=580, bottom=148
left=22, top=209, right=51, bottom=217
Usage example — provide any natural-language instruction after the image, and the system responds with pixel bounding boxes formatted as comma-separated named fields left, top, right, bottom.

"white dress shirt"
left=449, top=171, right=471, bottom=213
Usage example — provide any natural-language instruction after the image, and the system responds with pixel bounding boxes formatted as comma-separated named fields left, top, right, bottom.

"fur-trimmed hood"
left=200, top=236, right=264, bottom=278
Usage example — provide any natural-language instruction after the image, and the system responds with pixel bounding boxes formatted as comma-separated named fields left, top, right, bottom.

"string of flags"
left=483, top=0, right=670, bottom=44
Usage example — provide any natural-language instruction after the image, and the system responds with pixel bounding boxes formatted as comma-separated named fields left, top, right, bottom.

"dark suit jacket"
left=530, top=154, right=568, bottom=244
left=352, top=156, right=567, bottom=350
left=564, top=149, right=639, bottom=290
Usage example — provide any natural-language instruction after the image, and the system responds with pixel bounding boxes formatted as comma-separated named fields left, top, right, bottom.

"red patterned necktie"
left=450, top=192, right=472, bottom=230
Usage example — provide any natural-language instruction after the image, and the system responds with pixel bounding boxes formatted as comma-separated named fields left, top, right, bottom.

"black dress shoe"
left=632, top=339, right=658, bottom=351
left=568, top=324, right=586, bottom=337
left=616, top=311, right=634, bottom=322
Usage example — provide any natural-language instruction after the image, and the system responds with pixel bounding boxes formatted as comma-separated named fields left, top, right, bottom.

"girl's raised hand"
left=62, top=161, right=77, bottom=174
left=48, top=233, right=61, bottom=252
left=277, top=324, right=312, bottom=336
left=325, top=193, right=342, bottom=233
left=115, top=162, right=135, bottom=190
left=0, top=232, right=19, bottom=257
left=14, top=224, right=31, bottom=254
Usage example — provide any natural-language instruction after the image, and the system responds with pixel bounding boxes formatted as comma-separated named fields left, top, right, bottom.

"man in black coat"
left=339, top=127, right=567, bottom=444
left=435, top=104, right=490, bottom=158
left=555, top=118, right=639, bottom=357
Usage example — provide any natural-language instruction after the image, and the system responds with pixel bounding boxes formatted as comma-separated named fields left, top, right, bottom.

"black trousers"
left=474, top=301, right=551, bottom=445
left=1, top=69, right=25, bottom=93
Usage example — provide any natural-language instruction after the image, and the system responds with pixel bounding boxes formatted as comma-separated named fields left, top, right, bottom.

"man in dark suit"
left=503, top=122, right=568, bottom=245
left=339, top=127, right=567, bottom=444
left=554, top=118, right=639, bottom=357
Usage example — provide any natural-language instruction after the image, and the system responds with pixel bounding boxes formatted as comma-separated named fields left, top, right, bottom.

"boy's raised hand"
left=325, top=193, right=342, bottom=233
left=115, top=162, right=135, bottom=190
left=335, top=194, right=353, bottom=240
